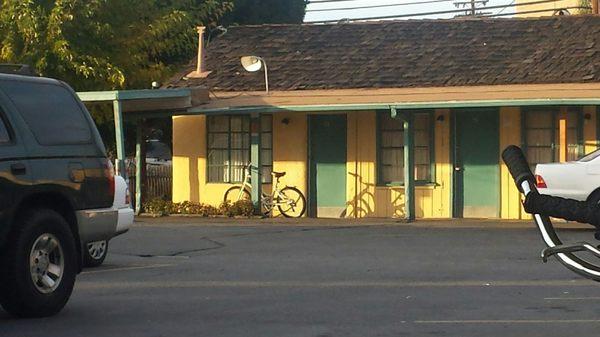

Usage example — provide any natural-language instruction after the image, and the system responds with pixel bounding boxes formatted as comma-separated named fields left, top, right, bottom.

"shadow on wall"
left=346, top=172, right=406, bottom=218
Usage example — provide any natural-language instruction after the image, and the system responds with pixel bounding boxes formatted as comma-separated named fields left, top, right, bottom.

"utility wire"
left=494, top=0, right=515, bottom=15
left=307, top=0, right=455, bottom=12
left=306, top=0, right=569, bottom=22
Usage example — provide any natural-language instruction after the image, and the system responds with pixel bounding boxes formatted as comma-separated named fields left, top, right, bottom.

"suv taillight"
left=103, top=159, right=115, bottom=200
left=535, top=174, right=547, bottom=189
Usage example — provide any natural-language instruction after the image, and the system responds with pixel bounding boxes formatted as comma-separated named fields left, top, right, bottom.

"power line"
left=305, top=0, right=570, bottom=22
left=494, top=0, right=515, bottom=15
left=307, top=0, right=455, bottom=12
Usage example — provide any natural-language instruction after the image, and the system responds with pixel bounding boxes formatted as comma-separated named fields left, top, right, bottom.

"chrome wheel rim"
left=29, top=233, right=64, bottom=294
left=87, top=241, right=107, bottom=260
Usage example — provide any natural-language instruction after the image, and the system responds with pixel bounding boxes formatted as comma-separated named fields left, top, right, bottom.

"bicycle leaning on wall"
left=224, top=164, right=306, bottom=218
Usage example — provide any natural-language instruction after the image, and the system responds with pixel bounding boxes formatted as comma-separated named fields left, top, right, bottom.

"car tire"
left=0, top=209, right=77, bottom=318
left=83, top=240, right=108, bottom=268
left=588, top=189, right=600, bottom=205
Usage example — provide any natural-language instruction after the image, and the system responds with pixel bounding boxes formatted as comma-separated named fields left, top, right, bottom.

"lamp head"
left=240, top=56, right=263, bottom=72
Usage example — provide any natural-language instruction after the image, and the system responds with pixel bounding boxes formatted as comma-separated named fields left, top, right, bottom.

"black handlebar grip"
left=501, top=145, right=535, bottom=192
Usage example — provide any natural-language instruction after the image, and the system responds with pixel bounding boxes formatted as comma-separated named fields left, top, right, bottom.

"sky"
left=304, top=0, right=517, bottom=22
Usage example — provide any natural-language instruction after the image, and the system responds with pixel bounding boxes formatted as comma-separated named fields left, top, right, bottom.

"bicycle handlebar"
left=502, top=145, right=600, bottom=282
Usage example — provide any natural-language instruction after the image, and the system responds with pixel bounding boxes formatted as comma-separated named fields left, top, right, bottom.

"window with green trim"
left=377, top=111, right=434, bottom=185
left=207, top=115, right=273, bottom=183
left=523, top=106, right=582, bottom=171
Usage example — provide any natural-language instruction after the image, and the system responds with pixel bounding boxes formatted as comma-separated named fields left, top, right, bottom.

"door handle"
left=454, top=167, right=462, bottom=172
left=10, top=163, right=26, bottom=175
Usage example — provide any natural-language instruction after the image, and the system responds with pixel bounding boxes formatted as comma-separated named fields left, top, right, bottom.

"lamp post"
left=240, top=56, right=269, bottom=94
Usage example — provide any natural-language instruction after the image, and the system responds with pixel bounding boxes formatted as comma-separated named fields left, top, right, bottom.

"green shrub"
left=219, top=201, right=234, bottom=217
left=230, top=200, right=255, bottom=217
left=145, top=199, right=252, bottom=217
left=144, top=198, right=172, bottom=217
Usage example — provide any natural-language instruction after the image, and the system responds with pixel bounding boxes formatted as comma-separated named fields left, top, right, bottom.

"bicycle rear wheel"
left=277, top=187, right=306, bottom=218
left=223, top=186, right=251, bottom=204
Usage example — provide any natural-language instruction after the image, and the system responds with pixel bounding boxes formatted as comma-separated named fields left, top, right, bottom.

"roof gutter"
left=183, top=98, right=600, bottom=115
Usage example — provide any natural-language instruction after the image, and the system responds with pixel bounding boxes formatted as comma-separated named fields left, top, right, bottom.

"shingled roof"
left=167, top=16, right=600, bottom=92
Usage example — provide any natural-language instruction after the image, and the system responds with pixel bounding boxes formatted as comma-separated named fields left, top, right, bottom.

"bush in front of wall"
left=144, top=198, right=172, bottom=217
left=144, top=198, right=254, bottom=217
left=230, top=200, right=255, bottom=217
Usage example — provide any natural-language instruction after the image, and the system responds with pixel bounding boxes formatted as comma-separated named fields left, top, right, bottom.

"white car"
left=84, top=175, right=134, bottom=267
left=534, top=149, right=600, bottom=203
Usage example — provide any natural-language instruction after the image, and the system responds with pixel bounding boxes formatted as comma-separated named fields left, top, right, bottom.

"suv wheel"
left=83, top=240, right=108, bottom=268
left=0, top=209, right=77, bottom=318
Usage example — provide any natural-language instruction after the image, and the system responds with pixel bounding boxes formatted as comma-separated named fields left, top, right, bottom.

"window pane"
left=208, top=133, right=228, bottom=148
left=0, top=113, right=9, bottom=143
left=382, top=130, right=403, bottom=147
left=231, top=133, right=249, bottom=149
left=261, top=115, right=272, bottom=132
left=208, top=115, right=228, bottom=132
left=261, top=133, right=272, bottom=149
left=1, top=81, right=92, bottom=145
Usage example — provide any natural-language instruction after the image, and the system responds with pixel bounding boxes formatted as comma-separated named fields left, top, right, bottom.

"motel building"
left=167, top=15, right=600, bottom=220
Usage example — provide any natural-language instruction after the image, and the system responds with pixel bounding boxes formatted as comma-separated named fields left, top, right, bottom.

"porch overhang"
left=77, top=87, right=208, bottom=214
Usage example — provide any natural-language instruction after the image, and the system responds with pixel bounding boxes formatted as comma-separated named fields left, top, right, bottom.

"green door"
left=454, top=109, right=500, bottom=218
left=309, top=115, right=347, bottom=218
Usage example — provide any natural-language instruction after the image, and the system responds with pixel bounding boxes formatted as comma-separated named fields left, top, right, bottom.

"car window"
left=0, top=111, right=10, bottom=144
left=0, top=80, right=91, bottom=145
left=579, top=149, right=600, bottom=162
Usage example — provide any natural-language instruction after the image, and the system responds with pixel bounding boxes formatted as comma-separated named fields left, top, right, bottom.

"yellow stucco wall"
left=499, top=107, right=526, bottom=220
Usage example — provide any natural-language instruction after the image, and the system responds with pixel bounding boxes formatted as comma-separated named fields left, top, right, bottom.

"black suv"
left=0, top=73, right=117, bottom=317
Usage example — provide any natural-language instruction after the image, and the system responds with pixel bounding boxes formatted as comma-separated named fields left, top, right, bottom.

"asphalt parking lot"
left=2, top=219, right=600, bottom=337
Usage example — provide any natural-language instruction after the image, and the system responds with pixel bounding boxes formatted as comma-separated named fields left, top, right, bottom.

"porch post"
left=250, top=113, right=262, bottom=213
left=113, top=99, right=127, bottom=177
left=135, top=119, right=146, bottom=215
left=392, top=107, right=415, bottom=221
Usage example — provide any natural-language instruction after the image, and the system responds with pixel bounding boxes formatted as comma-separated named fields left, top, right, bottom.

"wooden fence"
left=127, top=163, right=172, bottom=209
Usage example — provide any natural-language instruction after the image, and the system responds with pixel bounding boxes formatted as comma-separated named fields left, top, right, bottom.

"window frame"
left=376, top=110, right=435, bottom=187
left=260, top=114, right=273, bottom=184
left=0, top=105, right=14, bottom=146
left=521, top=106, right=584, bottom=166
left=206, top=114, right=273, bottom=184
left=206, top=115, right=250, bottom=184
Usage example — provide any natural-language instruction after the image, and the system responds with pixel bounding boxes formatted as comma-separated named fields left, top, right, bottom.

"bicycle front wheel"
left=224, top=186, right=251, bottom=204
left=277, top=187, right=306, bottom=218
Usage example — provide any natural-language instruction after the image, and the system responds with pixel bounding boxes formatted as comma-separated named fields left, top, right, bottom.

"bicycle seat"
left=272, top=171, right=286, bottom=178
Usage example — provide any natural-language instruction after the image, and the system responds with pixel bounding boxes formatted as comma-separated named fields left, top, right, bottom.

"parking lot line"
left=415, top=319, right=600, bottom=324
left=76, top=279, right=597, bottom=290
left=81, top=264, right=174, bottom=274
left=544, top=297, right=600, bottom=300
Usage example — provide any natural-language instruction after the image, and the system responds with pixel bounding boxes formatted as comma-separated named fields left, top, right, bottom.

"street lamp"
left=240, top=56, right=269, bottom=94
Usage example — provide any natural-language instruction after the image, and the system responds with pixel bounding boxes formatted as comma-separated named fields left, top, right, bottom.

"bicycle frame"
left=233, top=165, right=293, bottom=209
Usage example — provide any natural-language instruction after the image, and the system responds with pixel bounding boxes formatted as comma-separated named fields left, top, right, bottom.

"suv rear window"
left=0, top=113, right=9, bottom=143
left=0, top=81, right=92, bottom=145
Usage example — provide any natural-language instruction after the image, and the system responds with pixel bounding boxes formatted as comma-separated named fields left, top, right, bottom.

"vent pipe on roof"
left=186, top=26, right=211, bottom=78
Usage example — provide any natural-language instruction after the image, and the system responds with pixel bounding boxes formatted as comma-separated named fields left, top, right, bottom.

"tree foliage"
left=222, top=0, right=308, bottom=25
left=0, top=0, right=233, bottom=91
